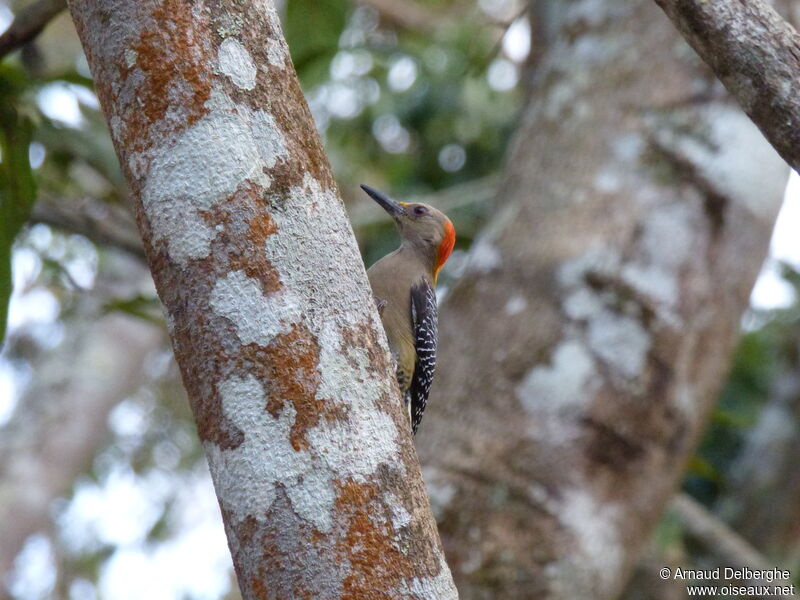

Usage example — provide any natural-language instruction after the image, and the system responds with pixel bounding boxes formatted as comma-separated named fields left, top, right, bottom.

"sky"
left=750, top=170, right=800, bottom=309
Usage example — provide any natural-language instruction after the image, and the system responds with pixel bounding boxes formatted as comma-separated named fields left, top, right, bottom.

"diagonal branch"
left=671, top=494, right=793, bottom=599
left=355, top=0, right=445, bottom=32
left=653, top=0, right=800, bottom=172
left=671, top=493, right=771, bottom=571
left=31, top=194, right=145, bottom=260
left=0, top=0, right=66, bottom=60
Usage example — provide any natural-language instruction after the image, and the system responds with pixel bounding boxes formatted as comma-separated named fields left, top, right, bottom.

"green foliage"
left=103, top=293, right=163, bottom=324
left=285, top=0, right=349, bottom=86
left=285, top=3, right=521, bottom=267
left=0, top=63, right=38, bottom=345
left=652, top=508, right=685, bottom=552
left=313, top=11, right=517, bottom=195
left=0, top=55, right=123, bottom=349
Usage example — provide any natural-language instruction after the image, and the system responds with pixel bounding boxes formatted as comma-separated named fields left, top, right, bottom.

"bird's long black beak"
left=360, top=184, right=404, bottom=218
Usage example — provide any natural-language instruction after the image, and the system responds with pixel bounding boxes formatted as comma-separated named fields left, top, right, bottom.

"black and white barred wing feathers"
left=409, top=279, right=438, bottom=435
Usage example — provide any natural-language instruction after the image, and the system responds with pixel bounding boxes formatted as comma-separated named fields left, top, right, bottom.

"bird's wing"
left=409, top=279, right=437, bottom=435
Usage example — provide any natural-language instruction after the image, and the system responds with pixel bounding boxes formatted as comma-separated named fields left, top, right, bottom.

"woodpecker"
left=361, top=184, right=456, bottom=434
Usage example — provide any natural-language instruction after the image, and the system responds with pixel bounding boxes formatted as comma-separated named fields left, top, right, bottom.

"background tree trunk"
left=65, top=1, right=457, bottom=597
left=418, top=0, right=790, bottom=598
left=0, top=254, right=160, bottom=584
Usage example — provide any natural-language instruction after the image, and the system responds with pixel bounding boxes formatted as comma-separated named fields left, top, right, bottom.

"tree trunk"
left=65, top=1, right=457, bottom=598
left=417, top=1, right=789, bottom=598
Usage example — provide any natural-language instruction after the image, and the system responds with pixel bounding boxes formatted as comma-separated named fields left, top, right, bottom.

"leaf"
left=0, top=66, right=38, bottom=345
left=685, top=455, right=723, bottom=483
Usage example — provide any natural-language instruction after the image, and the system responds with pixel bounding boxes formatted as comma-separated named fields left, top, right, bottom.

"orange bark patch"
left=263, top=324, right=322, bottom=451
left=232, top=211, right=282, bottom=295
left=335, top=479, right=416, bottom=598
left=247, top=211, right=279, bottom=246
left=125, top=0, right=212, bottom=152
left=292, top=585, right=313, bottom=600
left=250, top=575, right=270, bottom=600
left=236, top=514, right=260, bottom=547
left=265, top=158, right=308, bottom=198
left=240, top=324, right=345, bottom=451
left=201, top=181, right=283, bottom=296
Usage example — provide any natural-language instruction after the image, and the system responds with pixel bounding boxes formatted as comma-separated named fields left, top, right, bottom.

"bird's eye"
left=413, top=206, right=427, bottom=216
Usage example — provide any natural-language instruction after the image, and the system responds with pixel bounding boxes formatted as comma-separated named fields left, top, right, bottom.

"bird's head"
left=361, top=184, right=455, bottom=282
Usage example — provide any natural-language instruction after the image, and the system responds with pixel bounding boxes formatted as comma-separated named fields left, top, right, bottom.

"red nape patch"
left=434, top=219, right=456, bottom=281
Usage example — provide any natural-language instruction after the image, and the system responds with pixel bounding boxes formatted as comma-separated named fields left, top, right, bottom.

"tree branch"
left=653, top=0, right=800, bottom=172
left=355, top=0, right=444, bottom=32
left=671, top=494, right=792, bottom=599
left=30, top=195, right=145, bottom=260
left=0, top=0, right=66, bottom=60
left=671, top=494, right=771, bottom=571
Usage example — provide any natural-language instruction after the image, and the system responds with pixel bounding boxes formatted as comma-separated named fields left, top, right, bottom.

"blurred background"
left=0, top=0, right=798, bottom=598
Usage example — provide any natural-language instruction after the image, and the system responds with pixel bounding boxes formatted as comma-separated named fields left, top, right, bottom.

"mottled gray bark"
left=65, top=1, right=456, bottom=598
left=417, top=0, right=789, bottom=598
left=0, top=255, right=160, bottom=587
left=653, top=0, right=800, bottom=173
